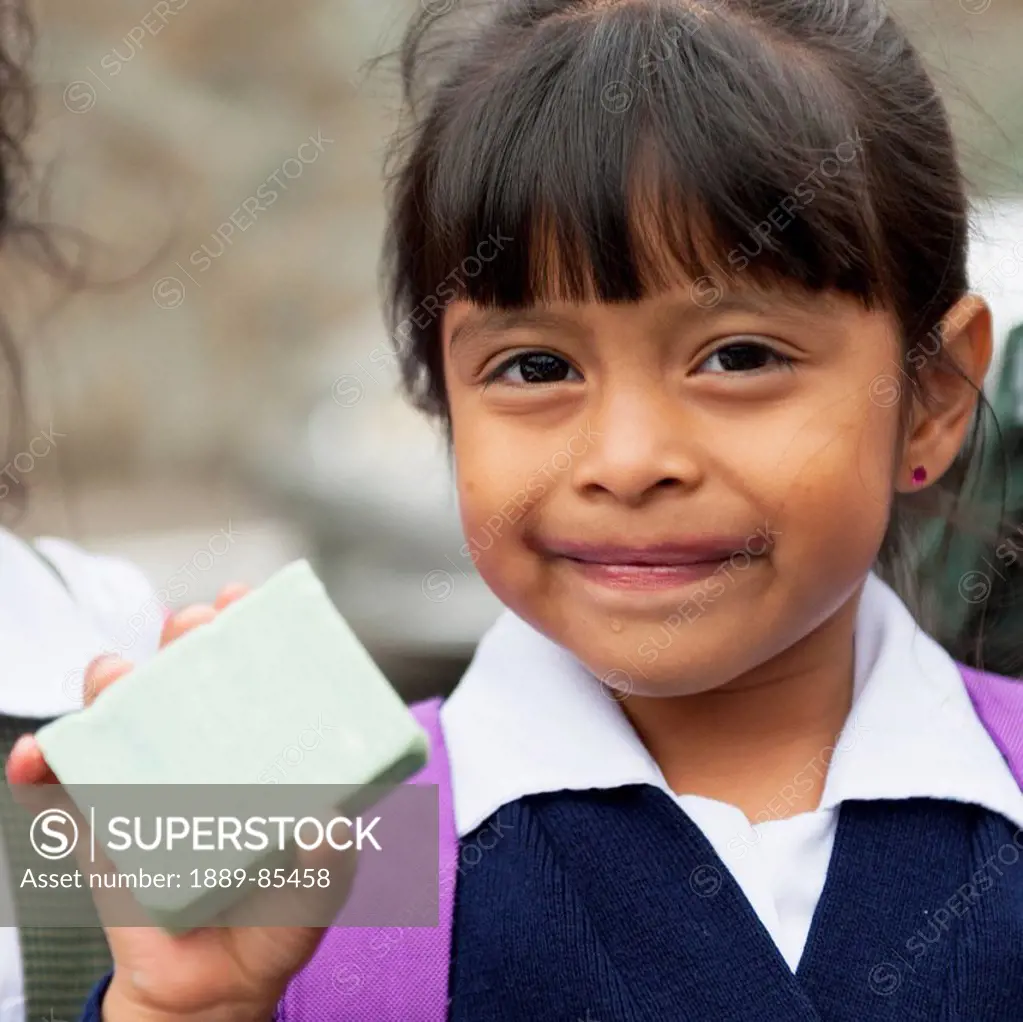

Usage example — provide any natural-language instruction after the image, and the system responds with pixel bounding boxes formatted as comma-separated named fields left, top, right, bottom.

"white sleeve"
left=31, top=536, right=165, bottom=664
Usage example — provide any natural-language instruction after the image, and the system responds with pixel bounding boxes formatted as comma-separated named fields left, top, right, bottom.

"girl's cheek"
left=456, top=478, right=521, bottom=574
left=844, top=385, right=903, bottom=511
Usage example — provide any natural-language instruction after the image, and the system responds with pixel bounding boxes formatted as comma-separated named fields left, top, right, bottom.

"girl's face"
left=442, top=284, right=918, bottom=696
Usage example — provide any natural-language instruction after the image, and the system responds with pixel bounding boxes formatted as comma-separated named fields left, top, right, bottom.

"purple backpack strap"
left=275, top=697, right=457, bottom=1021
left=960, top=664, right=1023, bottom=786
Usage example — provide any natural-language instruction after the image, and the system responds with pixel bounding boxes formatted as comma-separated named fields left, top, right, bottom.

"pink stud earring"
left=911, top=466, right=928, bottom=485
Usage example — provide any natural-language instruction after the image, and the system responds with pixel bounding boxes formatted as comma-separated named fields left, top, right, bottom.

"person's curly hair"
left=0, top=0, right=62, bottom=519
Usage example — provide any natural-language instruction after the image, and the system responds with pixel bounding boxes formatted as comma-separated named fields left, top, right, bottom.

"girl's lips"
left=565, top=558, right=729, bottom=590
left=540, top=538, right=759, bottom=591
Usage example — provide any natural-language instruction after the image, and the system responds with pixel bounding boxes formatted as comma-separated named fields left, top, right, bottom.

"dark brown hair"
left=0, top=0, right=65, bottom=519
left=379, top=0, right=1011, bottom=672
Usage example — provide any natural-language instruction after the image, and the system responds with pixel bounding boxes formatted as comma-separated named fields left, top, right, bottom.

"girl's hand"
left=6, top=584, right=358, bottom=1022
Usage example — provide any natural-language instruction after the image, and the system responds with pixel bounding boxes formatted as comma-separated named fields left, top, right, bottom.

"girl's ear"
left=897, top=293, right=993, bottom=492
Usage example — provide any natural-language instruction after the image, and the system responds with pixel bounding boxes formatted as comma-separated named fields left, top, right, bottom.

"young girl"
left=14, top=0, right=1023, bottom=1018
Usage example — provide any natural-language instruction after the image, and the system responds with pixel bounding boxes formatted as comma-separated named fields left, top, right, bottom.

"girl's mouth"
left=539, top=539, right=756, bottom=591
left=565, top=559, right=729, bottom=590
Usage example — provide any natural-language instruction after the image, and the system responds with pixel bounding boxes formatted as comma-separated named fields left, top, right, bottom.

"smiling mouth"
left=563, top=559, right=731, bottom=589
left=540, top=539, right=761, bottom=591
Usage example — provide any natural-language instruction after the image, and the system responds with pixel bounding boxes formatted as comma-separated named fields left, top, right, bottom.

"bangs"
left=402, top=3, right=887, bottom=311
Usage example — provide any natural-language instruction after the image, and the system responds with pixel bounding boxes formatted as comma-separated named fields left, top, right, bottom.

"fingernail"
left=9, top=734, right=32, bottom=759
left=86, top=653, right=121, bottom=676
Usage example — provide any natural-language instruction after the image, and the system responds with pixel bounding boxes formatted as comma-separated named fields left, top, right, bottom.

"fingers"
left=7, top=583, right=254, bottom=885
left=214, top=583, right=250, bottom=610
left=220, top=843, right=359, bottom=930
left=83, top=654, right=135, bottom=708
left=6, top=733, right=52, bottom=785
left=160, top=604, right=218, bottom=647
left=8, top=751, right=88, bottom=870
left=7, top=650, right=137, bottom=782
left=10, top=581, right=252, bottom=832
left=159, top=583, right=249, bottom=648
left=6, top=650, right=134, bottom=783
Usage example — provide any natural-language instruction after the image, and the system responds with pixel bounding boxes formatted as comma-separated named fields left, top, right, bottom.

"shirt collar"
left=441, top=573, right=1023, bottom=838
left=0, top=530, right=117, bottom=718
left=823, top=573, right=1023, bottom=822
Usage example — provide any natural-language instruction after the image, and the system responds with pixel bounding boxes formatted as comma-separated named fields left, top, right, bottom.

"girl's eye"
left=697, top=340, right=793, bottom=374
left=487, top=351, right=582, bottom=385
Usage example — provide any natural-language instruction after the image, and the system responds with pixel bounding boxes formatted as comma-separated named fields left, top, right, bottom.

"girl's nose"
left=570, top=390, right=704, bottom=506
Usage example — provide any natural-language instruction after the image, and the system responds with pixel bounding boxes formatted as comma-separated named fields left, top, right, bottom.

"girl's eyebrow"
left=449, top=309, right=591, bottom=350
left=648, top=293, right=781, bottom=334
left=448, top=291, right=803, bottom=350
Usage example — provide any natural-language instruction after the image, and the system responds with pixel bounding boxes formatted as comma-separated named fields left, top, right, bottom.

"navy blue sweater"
left=448, top=787, right=1023, bottom=1021
left=82, top=786, right=1023, bottom=1020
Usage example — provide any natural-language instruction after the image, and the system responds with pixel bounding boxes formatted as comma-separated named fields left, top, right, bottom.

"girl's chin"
left=576, top=633, right=754, bottom=696
left=588, top=663, right=742, bottom=700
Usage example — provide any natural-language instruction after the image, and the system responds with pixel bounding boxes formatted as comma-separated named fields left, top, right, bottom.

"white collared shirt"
left=441, top=573, right=1023, bottom=972
left=0, top=530, right=163, bottom=1022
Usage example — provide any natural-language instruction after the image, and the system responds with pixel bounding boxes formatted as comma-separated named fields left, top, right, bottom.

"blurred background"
left=2, top=0, right=1023, bottom=700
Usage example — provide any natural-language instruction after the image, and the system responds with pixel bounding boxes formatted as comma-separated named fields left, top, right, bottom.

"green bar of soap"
left=34, top=558, right=429, bottom=929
